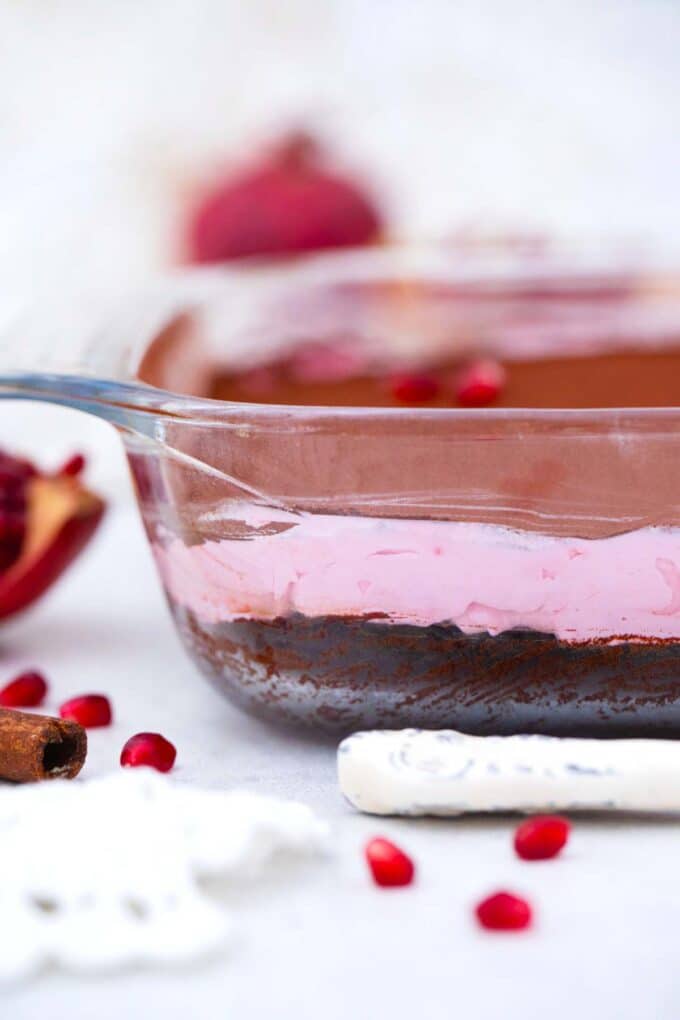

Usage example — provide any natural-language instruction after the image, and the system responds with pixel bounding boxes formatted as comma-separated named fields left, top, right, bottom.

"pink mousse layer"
left=153, top=504, right=680, bottom=643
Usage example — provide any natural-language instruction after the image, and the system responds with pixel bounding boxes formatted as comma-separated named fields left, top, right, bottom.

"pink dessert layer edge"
left=152, top=503, right=680, bottom=643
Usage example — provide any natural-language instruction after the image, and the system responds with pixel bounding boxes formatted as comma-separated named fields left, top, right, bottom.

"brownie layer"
left=172, top=607, right=680, bottom=736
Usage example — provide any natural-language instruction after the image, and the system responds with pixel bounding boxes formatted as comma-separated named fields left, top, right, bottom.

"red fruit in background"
left=0, top=448, right=104, bottom=621
left=365, top=837, right=415, bottom=887
left=120, top=732, right=177, bottom=773
left=454, top=359, right=506, bottom=407
left=188, top=132, right=383, bottom=263
left=514, top=815, right=571, bottom=861
left=60, top=694, right=112, bottom=728
left=476, top=891, right=533, bottom=931
left=0, top=670, right=48, bottom=707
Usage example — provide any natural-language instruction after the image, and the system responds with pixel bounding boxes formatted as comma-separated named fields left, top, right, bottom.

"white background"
left=2, top=2, right=680, bottom=1017
left=0, top=0, right=679, bottom=303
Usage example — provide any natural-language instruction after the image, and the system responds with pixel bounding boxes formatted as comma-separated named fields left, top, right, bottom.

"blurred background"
left=0, top=0, right=678, bottom=488
left=1, top=0, right=678, bottom=303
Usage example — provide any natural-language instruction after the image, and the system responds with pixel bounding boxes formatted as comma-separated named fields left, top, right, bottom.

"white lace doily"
left=0, top=769, right=328, bottom=980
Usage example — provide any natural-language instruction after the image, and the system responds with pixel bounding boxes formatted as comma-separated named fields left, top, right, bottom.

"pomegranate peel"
left=0, top=474, right=104, bottom=621
left=454, top=359, right=506, bottom=407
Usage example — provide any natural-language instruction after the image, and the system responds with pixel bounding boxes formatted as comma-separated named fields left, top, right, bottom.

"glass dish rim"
left=135, top=239, right=680, bottom=425
left=6, top=241, right=680, bottom=432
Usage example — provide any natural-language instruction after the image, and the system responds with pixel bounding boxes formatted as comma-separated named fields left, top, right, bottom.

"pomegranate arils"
left=0, top=448, right=33, bottom=572
left=365, top=837, right=415, bottom=887
left=0, top=447, right=104, bottom=621
left=0, top=670, right=48, bottom=708
left=59, top=453, right=86, bottom=477
left=514, top=815, right=570, bottom=860
left=120, top=732, right=177, bottom=773
left=59, top=694, right=112, bottom=728
left=476, top=891, right=532, bottom=931
left=454, top=359, right=506, bottom=407
left=390, top=373, right=440, bottom=404
left=0, top=449, right=36, bottom=486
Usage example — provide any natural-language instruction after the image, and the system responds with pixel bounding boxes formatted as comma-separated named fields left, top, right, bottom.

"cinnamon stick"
left=0, top=707, right=87, bottom=782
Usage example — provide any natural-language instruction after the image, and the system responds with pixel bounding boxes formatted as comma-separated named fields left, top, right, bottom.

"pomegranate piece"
left=475, top=891, right=533, bottom=931
left=0, top=448, right=104, bottom=621
left=390, top=373, right=440, bottom=404
left=120, top=732, right=177, bottom=773
left=514, top=815, right=571, bottom=860
left=0, top=510, right=26, bottom=572
left=365, top=837, right=415, bottom=887
left=60, top=694, right=112, bottom=728
left=0, top=670, right=48, bottom=708
left=0, top=450, right=34, bottom=572
left=59, top=453, right=86, bottom=477
left=188, top=131, right=382, bottom=263
left=454, top=359, right=506, bottom=407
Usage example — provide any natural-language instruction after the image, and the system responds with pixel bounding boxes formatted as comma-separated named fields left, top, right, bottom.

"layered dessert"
left=136, top=265, right=680, bottom=734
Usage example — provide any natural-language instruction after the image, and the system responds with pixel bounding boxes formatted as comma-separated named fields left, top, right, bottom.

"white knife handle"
left=338, top=729, right=680, bottom=816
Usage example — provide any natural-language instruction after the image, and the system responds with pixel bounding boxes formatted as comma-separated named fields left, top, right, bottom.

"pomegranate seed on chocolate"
left=120, top=732, right=177, bottom=773
left=514, top=815, right=570, bottom=861
left=59, top=694, right=112, bottom=729
left=390, top=373, right=440, bottom=404
left=475, top=891, right=532, bottom=932
left=364, top=837, right=415, bottom=887
left=454, top=359, right=506, bottom=407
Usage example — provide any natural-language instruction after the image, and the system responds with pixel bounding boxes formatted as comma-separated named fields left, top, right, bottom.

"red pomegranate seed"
left=390, top=373, right=440, bottom=404
left=120, top=732, right=177, bottom=773
left=476, top=891, right=532, bottom=931
left=59, top=453, right=86, bottom=477
left=365, top=837, right=415, bottom=887
left=0, top=670, right=48, bottom=707
left=514, top=815, right=571, bottom=860
left=454, top=359, right=505, bottom=407
left=59, top=694, right=112, bottom=728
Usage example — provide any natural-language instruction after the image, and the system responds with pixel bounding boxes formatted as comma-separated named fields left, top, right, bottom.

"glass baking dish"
left=3, top=244, right=680, bottom=736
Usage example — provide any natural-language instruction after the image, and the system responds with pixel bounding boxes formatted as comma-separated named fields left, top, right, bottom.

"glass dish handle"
left=0, top=292, right=186, bottom=435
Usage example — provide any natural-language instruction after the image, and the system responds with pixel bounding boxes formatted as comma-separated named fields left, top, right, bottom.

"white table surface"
left=3, top=401, right=680, bottom=1020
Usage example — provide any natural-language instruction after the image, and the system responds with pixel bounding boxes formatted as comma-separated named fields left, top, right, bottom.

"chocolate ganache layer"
left=137, top=274, right=680, bottom=540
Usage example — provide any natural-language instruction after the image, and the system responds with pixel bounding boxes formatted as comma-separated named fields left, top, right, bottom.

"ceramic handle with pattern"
left=338, top=728, right=680, bottom=816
